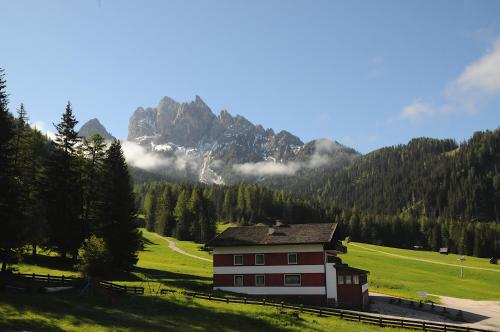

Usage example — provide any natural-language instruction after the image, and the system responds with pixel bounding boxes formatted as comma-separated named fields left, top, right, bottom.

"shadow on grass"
left=132, top=266, right=212, bottom=292
left=0, top=289, right=292, bottom=332
left=21, top=254, right=76, bottom=273
left=140, top=234, right=157, bottom=251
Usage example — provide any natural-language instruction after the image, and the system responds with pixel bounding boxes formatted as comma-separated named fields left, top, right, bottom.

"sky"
left=1, top=0, right=500, bottom=154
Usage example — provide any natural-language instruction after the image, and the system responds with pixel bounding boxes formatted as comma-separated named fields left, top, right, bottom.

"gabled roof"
left=206, top=223, right=338, bottom=247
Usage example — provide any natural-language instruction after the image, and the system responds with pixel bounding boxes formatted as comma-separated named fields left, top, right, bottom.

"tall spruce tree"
left=45, top=102, right=84, bottom=259
left=0, top=69, right=23, bottom=272
left=99, top=140, right=141, bottom=271
left=79, top=133, right=107, bottom=234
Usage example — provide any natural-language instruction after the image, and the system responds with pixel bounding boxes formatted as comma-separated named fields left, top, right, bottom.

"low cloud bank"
left=232, top=139, right=343, bottom=177
left=121, top=141, right=200, bottom=172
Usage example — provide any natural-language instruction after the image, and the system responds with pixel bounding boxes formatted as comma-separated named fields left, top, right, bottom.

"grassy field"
left=341, top=242, right=500, bottom=301
left=1, top=230, right=407, bottom=332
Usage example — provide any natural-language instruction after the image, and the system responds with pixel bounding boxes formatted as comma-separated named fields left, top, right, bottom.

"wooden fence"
left=179, top=291, right=492, bottom=332
left=13, top=272, right=75, bottom=284
left=99, top=281, right=144, bottom=295
left=2, top=273, right=492, bottom=332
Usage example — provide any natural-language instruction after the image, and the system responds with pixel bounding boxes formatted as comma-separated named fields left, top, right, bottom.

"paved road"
left=349, top=243, right=500, bottom=273
left=151, top=232, right=212, bottom=262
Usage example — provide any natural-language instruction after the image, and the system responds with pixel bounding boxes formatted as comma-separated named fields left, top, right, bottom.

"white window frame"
left=353, top=275, right=359, bottom=285
left=234, top=255, right=243, bottom=266
left=345, top=275, right=352, bottom=285
left=255, top=254, right=265, bottom=265
left=284, top=274, right=301, bottom=286
left=338, top=275, right=344, bottom=285
left=287, top=252, right=298, bottom=265
left=234, top=275, right=244, bottom=286
left=255, top=274, right=265, bottom=286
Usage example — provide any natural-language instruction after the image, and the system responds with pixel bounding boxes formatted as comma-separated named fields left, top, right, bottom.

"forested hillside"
left=0, top=69, right=141, bottom=272
left=315, top=133, right=500, bottom=222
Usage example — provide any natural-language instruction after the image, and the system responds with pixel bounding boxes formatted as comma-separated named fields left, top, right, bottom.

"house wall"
left=212, top=244, right=327, bottom=300
left=214, top=252, right=324, bottom=266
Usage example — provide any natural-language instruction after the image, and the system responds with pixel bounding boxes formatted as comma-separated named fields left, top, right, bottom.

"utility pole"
left=457, top=256, right=465, bottom=278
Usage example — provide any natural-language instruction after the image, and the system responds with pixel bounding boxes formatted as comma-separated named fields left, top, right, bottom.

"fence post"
left=400, top=319, right=403, bottom=328
left=244, top=297, right=246, bottom=304
left=422, top=322, right=425, bottom=331
left=62, top=275, right=65, bottom=283
left=379, top=316, right=382, bottom=327
left=300, top=304, right=303, bottom=313
left=319, top=308, right=322, bottom=317
left=226, top=297, right=229, bottom=303
left=32, top=273, right=35, bottom=280
left=281, top=301, right=284, bottom=309
left=47, top=274, right=50, bottom=282
left=340, top=310, right=343, bottom=319
left=358, top=314, right=361, bottom=321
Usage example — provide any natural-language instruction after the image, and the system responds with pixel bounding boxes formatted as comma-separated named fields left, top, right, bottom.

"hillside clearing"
left=2, top=230, right=407, bottom=332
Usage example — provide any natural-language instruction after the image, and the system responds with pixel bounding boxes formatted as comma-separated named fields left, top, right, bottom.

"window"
left=255, top=274, right=265, bottom=286
left=234, top=275, right=244, bottom=286
left=255, top=254, right=265, bottom=265
left=284, top=274, right=301, bottom=286
left=234, top=255, right=243, bottom=265
left=288, top=253, right=298, bottom=265
left=353, top=275, right=359, bottom=285
left=337, top=275, right=344, bottom=285
left=345, top=275, right=352, bottom=285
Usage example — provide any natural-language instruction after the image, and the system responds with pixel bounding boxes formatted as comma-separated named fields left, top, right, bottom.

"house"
left=206, top=222, right=369, bottom=309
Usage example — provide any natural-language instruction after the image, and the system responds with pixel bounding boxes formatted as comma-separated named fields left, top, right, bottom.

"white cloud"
left=121, top=141, right=202, bottom=173
left=122, top=141, right=171, bottom=171
left=32, top=121, right=56, bottom=140
left=400, top=38, right=500, bottom=119
left=232, top=138, right=345, bottom=177
left=233, top=160, right=302, bottom=177
left=400, top=101, right=437, bottom=120
left=454, top=39, right=500, bottom=94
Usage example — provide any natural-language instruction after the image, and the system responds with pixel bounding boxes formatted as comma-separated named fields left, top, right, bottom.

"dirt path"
left=349, top=243, right=500, bottom=273
left=151, top=233, right=212, bottom=262
left=370, top=292, right=500, bottom=331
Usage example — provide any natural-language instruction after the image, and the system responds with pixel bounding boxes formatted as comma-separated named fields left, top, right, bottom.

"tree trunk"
left=32, top=244, right=37, bottom=258
left=1, top=251, right=7, bottom=273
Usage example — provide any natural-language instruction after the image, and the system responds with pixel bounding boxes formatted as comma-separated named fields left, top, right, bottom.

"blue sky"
left=1, top=0, right=500, bottom=153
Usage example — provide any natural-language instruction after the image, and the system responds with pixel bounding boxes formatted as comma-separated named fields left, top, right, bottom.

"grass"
left=1, top=230, right=407, bottom=332
left=341, top=242, right=500, bottom=301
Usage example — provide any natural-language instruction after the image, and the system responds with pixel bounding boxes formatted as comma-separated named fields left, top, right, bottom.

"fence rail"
left=179, top=291, right=492, bottom=332
left=99, top=281, right=144, bottom=295
left=13, top=272, right=75, bottom=284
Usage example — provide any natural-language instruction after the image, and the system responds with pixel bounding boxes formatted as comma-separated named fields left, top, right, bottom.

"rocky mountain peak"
left=78, top=118, right=114, bottom=140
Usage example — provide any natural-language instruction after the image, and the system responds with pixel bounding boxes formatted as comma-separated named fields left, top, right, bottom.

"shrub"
left=77, top=235, right=112, bottom=278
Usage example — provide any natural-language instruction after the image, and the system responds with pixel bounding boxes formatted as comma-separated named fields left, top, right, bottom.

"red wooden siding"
left=213, top=252, right=324, bottom=266
left=213, top=273, right=325, bottom=287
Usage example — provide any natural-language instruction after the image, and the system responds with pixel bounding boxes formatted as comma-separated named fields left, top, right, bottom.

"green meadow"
left=1, top=230, right=408, bottom=332
left=341, top=242, right=500, bottom=301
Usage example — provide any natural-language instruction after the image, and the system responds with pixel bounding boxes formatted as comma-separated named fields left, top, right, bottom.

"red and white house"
left=206, top=222, right=369, bottom=309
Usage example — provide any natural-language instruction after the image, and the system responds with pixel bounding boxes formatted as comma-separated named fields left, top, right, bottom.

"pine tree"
left=99, top=140, right=141, bottom=271
left=79, top=133, right=107, bottom=233
left=45, top=102, right=84, bottom=260
left=174, top=190, right=190, bottom=240
left=143, top=191, right=157, bottom=231
left=0, top=69, right=23, bottom=272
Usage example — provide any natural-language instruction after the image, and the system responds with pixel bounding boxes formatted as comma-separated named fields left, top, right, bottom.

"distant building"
left=439, top=247, right=449, bottom=255
left=206, top=223, right=369, bottom=309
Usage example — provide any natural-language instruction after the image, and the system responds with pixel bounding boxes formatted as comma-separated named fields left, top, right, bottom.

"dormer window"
left=288, top=253, right=297, bottom=264
left=234, top=255, right=243, bottom=265
left=255, top=254, right=265, bottom=265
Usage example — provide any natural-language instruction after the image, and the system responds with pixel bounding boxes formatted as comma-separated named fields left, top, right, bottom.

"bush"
left=77, top=235, right=112, bottom=278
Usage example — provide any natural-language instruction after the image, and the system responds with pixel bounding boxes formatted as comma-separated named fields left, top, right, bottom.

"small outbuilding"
left=490, top=257, right=498, bottom=265
left=439, top=247, right=449, bottom=255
